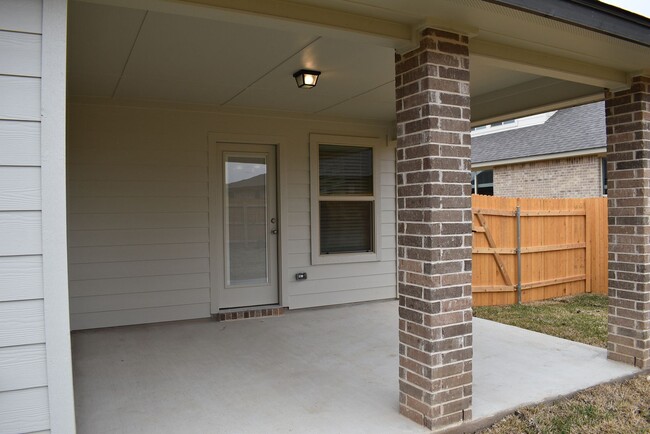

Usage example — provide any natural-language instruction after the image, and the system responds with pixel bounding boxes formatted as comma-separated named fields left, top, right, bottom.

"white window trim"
left=309, top=134, right=382, bottom=265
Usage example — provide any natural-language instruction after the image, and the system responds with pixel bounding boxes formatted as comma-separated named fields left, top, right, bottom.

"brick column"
left=606, top=75, right=650, bottom=369
left=395, top=28, right=472, bottom=430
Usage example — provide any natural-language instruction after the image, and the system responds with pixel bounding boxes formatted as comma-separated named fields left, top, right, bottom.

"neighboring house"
left=1, top=0, right=650, bottom=433
left=471, top=101, right=607, bottom=198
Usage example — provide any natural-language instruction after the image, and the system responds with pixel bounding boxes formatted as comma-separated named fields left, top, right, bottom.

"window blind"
left=320, top=201, right=373, bottom=254
left=319, top=145, right=373, bottom=195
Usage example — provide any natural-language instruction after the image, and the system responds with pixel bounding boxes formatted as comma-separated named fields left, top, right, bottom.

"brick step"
left=214, top=306, right=286, bottom=322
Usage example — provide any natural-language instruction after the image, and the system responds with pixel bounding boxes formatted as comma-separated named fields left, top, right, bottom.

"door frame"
left=208, top=133, right=289, bottom=313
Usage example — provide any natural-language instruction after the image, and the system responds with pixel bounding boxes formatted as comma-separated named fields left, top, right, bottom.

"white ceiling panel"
left=67, top=1, right=146, bottom=97
left=319, top=81, right=395, bottom=121
left=113, top=11, right=316, bottom=105
left=226, top=37, right=395, bottom=113
left=470, top=60, right=540, bottom=97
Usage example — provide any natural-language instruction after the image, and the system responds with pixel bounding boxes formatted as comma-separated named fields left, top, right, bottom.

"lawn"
left=480, top=375, right=650, bottom=434
left=473, top=293, right=608, bottom=347
left=473, top=294, right=650, bottom=434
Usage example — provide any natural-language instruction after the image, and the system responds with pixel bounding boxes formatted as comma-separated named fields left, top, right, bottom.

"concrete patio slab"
left=72, top=300, right=639, bottom=433
left=472, top=317, right=639, bottom=420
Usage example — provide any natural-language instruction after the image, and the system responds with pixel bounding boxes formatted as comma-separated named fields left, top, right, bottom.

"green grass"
left=474, top=293, right=650, bottom=433
left=473, top=294, right=608, bottom=347
left=481, top=375, right=650, bottom=434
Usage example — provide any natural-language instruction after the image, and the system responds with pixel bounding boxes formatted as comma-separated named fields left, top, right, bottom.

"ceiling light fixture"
left=293, top=69, right=321, bottom=89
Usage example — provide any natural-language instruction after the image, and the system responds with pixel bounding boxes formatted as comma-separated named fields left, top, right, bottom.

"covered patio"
left=58, top=0, right=650, bottom=432
left=72, top=301, right=637, bottom=433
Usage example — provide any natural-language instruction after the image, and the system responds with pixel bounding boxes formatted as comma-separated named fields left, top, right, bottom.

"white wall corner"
left=41, top=0, right=76, bottom=432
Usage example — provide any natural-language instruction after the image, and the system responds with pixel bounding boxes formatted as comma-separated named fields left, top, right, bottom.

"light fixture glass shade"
left=293, top=69, right=321, bottom=89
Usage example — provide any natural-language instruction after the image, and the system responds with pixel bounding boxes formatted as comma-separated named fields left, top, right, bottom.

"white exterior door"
left=210, top=143, right=279, bottom=310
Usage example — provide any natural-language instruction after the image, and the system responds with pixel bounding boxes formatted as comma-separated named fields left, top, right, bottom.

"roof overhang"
left=485, top=0, right=650, bottom=48
left=68, top=0, right=650, bottom=125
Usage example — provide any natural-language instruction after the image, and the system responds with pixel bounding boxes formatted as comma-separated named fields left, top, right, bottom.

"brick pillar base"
left=395, top=28, right=473, bottom=430
left=605, top=75, right=650, bottom=369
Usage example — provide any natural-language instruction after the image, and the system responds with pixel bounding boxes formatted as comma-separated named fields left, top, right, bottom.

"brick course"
left=396, top=28, right=473, bottom=431
left=492, top=156, right=604, bottom=198
left=605, top=75, right=650, bottom=369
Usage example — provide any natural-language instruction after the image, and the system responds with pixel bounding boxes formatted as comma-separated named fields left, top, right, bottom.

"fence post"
left=516, top=205, right=522, bottom=305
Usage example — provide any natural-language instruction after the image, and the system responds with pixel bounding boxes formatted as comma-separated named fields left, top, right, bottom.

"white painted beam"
left=471, top=77, right=604, bottom=126
left=471, top=39, right=629, bottom=90
left=79, top=0, right=412, bottom=48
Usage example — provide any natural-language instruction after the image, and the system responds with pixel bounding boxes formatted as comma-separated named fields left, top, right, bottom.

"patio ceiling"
left=68, top=0, right=650, bottom=124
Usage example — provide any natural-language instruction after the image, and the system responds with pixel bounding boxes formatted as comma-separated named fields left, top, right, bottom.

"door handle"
left=271, top=229, right=278, bottom=235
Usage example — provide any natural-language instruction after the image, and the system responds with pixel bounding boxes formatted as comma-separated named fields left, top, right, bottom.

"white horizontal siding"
left=70, top=287, right=209, bottom=314
left=68, top=118, right=211, bottom=329
left=67, top=163, right=208, bottom=182
left=0, top=166, right=41, bottom=211
left=68, top=243, right=209, bottom=264
left=0, top=30, right=41, bottom=77
left=0, top=387, right=50, bottom=434
left=68, top=102, right=397, bottom=328
left=0, top=211, right=42, bottom=256
left=70, top=303, right=211, bottom=330
left=69, top=258, right=209, bottom=280
left=69, top=273, right=210, bottom=298
left=68, top=196, right=208, bottom=213
left=0, top=344, right=47, bottom=392
left=68, top=228, right=208, bottom=247
left=283, top=143, right=397, bottom=306
left=289, top=286, right=396, bottom=309
left=0, top=0, right=43, bottom=34
left=0, top=120, right=41, bottom=166
left=0, top=75, right=41, bottom=121
left=0, top=2, right=48, bottom=432
left=69, top=148, right=206, bottom=166
left=69, top=180, right=208, bottom=197
left=67, top=212, right=208, bottom=230
left=0, top=300, right=45, bottom=348
left=0, top=256, right=43, bottom=302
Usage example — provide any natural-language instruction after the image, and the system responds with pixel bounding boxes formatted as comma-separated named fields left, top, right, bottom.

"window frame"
left=472, top=169, right=494, bottom=196
left=309, top=134, right=382, bottom=265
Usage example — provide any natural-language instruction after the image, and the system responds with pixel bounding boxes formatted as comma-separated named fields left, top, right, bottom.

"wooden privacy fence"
left=471, top=195, right=608, bottom=307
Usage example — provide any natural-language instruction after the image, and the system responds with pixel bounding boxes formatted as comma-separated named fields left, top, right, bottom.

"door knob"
left=271, top=229, right=278, bottom=235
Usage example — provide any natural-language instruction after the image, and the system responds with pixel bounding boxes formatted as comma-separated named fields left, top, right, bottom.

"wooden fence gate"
left=472, top=195, right=608, bottom=307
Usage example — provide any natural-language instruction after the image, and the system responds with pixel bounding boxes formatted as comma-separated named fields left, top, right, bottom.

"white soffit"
left=225, top=37, right=394, bottom=114
left=318, top=81, right=395, bottom=120
left=470, top=60, right=540, bottom=97
left=114, top=12, right=317, bottom=105
left=67, top=0, right=636, bottom=122
left=67, top=2, right=146, bottom=97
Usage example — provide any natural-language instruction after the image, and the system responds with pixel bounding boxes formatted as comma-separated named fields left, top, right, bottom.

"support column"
left=395, top=28, right=473, bottom=430
left=606, top=75, right=650, bottom=369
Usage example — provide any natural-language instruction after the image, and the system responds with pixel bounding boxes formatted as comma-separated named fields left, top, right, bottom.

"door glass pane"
left=225, top=155, right=268, bottom=286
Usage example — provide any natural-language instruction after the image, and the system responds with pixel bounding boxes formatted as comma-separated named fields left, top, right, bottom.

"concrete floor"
left=72, top=300, right=638, bottom=433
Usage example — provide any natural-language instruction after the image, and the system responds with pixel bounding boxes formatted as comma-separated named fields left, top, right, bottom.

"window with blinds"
left=318, top=145, right=374, bottom=254
left=309, top=135, right=381, bottom=264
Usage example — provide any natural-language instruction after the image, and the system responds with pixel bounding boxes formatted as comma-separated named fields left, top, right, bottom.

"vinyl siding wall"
left=0, top=1, right=52, bottom=432
left=67, top=102, right=396, bottom=330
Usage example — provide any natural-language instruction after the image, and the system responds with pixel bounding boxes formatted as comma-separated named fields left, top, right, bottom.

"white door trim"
left=208, top=133, right=289, bottom=312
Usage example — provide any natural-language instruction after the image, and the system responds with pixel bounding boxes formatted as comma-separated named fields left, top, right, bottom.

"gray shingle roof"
left=471, top=101, right=606, bottom=165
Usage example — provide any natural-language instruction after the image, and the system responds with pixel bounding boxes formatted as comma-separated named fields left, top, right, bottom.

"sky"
left=599, top=0, right=650, bottom=18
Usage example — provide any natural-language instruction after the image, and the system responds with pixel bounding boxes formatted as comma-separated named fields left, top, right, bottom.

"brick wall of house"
left=492, top=156, right=604, bottom=198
